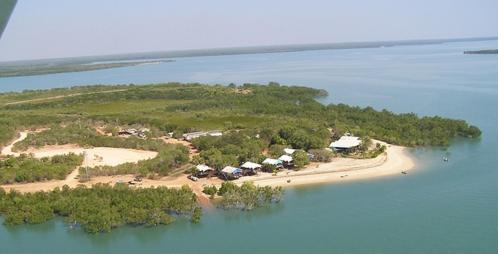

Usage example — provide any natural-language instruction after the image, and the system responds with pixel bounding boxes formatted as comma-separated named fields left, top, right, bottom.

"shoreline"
left=0, top=133, right=416, bottom=194
left=234, top=142, right=415, bottom=188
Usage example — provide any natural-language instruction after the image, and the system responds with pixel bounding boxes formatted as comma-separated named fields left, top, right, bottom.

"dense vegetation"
left=0, top=82, right=480, bottom=149
left=0, top=82, right=481, bottom=181
left=0, top=153, right=83, bottom=184
left=214, top=182, right=284, bottom=210
left=329, top=104, right=481, bottom=146
left=0, top=184, right=200, bottom=233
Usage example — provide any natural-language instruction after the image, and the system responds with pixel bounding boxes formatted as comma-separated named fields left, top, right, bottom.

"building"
left=183, top=130, right=223, bottom=141
left=240, top=162, right=262, bottom=175
left=330, top=135, right=362, bottom=152
left=118, top=128, right=149, bottom=138
left=278, top=155, right=294, bottom=167
left=221, top=166, right=242, bottom=180
left=262, top=158, right=283, bottom=169
left=284, top=148, right=296, bottom=155
left=195, top=164, right=215, bottom=177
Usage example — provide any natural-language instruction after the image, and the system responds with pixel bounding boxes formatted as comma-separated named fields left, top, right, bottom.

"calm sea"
left=1, top=40, right=497, bottom=254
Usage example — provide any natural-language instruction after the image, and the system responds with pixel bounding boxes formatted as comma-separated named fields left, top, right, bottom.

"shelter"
left=183, top=130, right=223, bottom=141
left=330, top=135, right=362, bottom=152
left=240, top=162, right=262, bottom=175
left=221, top=166, right=243, bottom=180
left=278, top=155, right=294, bottom=167
left=284, top=148, right=296, bottom=155
left=195, top=164, right=215, bottom=177
left=262, top=158, right=283, bottom=169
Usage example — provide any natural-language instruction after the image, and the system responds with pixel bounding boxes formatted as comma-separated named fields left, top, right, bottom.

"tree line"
left=0, top=184, right=200, bottom=233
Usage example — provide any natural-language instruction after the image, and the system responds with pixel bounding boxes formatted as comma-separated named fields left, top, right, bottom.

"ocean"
left=1, top=39, right=497, bottom=254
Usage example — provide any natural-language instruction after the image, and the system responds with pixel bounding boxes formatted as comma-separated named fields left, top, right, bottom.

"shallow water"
left=1, top=40, right=498, bottom=253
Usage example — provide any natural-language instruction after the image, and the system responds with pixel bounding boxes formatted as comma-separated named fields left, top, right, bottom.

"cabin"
left=183, top=130, right=223, bottom=141
left=262, top=158, right=283, bottom=170
left=194, top=164, right=215, bottom=177
left=284, top=148, right=296, bottom=155
left=240, top=162, right=262, bottom=175
left=221, top=166, right=243, bottom=180
left=278, top=155, right=294, bottom=167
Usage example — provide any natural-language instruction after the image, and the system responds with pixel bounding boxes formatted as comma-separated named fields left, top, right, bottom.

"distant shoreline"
left=0, top=60, right=173, bottom=78
left=1, top=36, right=498, bottom=69
left=464, top=49, right=498, bottom=54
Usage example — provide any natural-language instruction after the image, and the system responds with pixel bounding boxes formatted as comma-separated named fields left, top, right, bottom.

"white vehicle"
left=188, top=175, right=199, bottom=181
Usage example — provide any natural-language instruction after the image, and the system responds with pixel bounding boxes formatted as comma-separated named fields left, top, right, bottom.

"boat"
left=401, top=171, right=408, bottom=175
left=443, top=157, right=449, bottom=162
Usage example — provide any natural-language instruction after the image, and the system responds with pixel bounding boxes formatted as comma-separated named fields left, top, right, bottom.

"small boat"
left=443, top=157, right=449, bottom=162
left=401, top=171, right=408, bottom=175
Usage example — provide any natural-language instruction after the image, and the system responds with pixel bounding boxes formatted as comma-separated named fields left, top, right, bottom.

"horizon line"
left=2, top=35, right=498, bottom=65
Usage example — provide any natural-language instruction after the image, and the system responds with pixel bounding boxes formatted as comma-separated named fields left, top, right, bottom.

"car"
left=188, top=175, right=199, bottom=181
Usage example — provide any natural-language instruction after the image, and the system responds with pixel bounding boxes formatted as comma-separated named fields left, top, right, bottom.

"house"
left=330, top=135, right=361, bottom=152
left=262, top=158, right=283, bottom=169
left=278, top=155, right=294, bottom=167
left=240, top=162, right=262, bottom=175
left=195, top=164, right=215, bottom=177
left=183, top=130, right=223, bottom=141
left=221, top=166, right=243, bottom=180
left=283, top=148, right=296, bottom=155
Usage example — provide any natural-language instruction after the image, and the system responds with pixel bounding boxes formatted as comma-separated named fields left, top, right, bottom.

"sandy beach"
left=235, top=142, right=415, bottom=187
left=0, top=132, right=415, bottom=195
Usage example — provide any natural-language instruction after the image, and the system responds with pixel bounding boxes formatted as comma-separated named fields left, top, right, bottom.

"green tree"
left=292, top=150, right=310, bottom=169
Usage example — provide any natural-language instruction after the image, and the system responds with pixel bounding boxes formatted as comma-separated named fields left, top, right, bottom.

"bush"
left=202, top=185, right=218, bottom=199
left=292, top=150, right=310, bottom=169
left=308, top=149, right=334, bottom=162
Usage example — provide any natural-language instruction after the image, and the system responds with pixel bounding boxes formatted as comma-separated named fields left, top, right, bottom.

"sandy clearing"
left=0, top=131, right=158, bottom=192
left=1, top=131, right=28, bottom=156
left=26, top=145, right=157, bottom=167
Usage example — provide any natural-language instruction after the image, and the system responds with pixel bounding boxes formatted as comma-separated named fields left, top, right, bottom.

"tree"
left=292, top=150, right=310, bottom=169
left=308, top=149, right=334, bottom=162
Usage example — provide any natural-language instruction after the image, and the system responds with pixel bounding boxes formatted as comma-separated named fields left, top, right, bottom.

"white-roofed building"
left=278, top=155, right=293, bottom=163
left=262, top=158, right=283, bottom=169
left=221, top=166, right=242, bottom=179
left=195, top=164, right=214, bottom=177
left=284, top=148, right=296, bottom=155
left=240, top=162, right=262, bottom=175
left=330, top=135, right=362, bottom=151
left=278, top=154, right=294, bottom=167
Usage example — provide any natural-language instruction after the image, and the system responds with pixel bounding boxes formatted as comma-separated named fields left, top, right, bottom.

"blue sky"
left=0, top=0, right=497, bottom=61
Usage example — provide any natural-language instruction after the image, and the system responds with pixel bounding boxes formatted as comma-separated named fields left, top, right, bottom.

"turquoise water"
left=1, top=40, right=498, bottom=253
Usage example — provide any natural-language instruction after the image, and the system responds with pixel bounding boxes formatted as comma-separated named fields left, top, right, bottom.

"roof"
left=196, top=164, right=213, bottom=172
left=278, top=155, right=293, bottom=162
left=284, top=148, right=296, bottom=155
left=330, top=136, right=361, bottom=149
left=262, top=158, right=283, bottom=165
left=240, top=162, right=262, bottom=169
left=221, top=166, right=242, bottom=174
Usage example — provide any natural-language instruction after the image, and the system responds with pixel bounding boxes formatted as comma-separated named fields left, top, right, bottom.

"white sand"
left=0, top=131, right=158, bottom=192
left=235, top=142, right=414, bottom=187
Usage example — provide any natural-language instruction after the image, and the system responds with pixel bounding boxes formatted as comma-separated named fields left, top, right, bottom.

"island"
left=0, top=82, right=481, bottom=233
left=464, top=49, right=498, bottom=54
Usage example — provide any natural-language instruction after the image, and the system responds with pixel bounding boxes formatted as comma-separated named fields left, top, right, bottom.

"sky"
left=0, top=0, right=497, bottom=61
